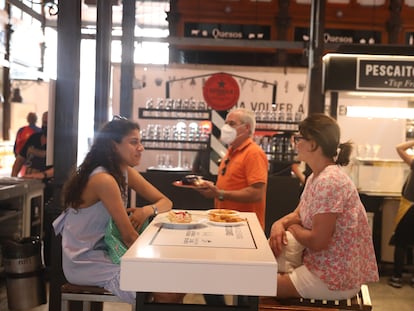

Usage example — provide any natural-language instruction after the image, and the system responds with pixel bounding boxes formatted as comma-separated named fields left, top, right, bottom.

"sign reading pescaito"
left=357, top=58, right=414, bottom=92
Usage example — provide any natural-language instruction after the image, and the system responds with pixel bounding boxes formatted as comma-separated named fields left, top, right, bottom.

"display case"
left=350, top=158, right=407, bottom=195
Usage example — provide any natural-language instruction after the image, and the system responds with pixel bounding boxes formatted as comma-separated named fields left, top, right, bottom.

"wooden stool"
left=61, top=283, right=133, bottom=311
left=259, top=284, right=372, bottom=311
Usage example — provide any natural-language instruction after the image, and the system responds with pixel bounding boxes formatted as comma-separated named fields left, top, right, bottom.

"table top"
left=120, top=210, right=277, bottom=296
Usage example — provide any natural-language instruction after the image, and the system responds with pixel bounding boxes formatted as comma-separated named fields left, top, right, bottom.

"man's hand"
left=193, top=180, right=217, bottom=198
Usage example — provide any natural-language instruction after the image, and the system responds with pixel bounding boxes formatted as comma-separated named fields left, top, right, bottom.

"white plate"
left=206, top=209, right=240, bottom=216
left=208, top=219, right=246, bottom=227
left=157, top=213, right=206, bottom=228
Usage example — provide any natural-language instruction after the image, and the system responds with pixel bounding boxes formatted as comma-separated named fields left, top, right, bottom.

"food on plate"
left=181, top=175, right=204, bottom=187
left=167, top=210, right=192, bottom=223
left=208, top=209, right=244, bottom=223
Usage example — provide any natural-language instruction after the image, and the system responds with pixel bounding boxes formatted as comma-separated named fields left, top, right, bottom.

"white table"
left=120, top=210, right=278, bottom=311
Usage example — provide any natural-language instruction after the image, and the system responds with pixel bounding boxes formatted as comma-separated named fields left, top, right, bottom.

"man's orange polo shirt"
left=215, top=137, right=268, bottom=228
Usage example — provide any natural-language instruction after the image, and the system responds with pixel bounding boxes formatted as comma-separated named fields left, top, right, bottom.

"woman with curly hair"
left=53, top=117, right=181, bottom=304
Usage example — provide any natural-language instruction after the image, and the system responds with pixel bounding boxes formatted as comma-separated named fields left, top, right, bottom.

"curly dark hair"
left=299, top=113, right=352, bottom=166
left=62, top=118, right=140, bottom=210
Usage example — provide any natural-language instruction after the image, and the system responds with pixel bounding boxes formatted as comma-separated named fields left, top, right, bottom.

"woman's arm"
left=88, top=172, right=138, bottom=247
left=269, top=208, right=301, bottom=256
left=291, top=163, right=306, bottom=184
left=23, top=167, right=54, bottom=180
left=126, top=167, right=173, bottom=228
left=11, top=155, right=25, bottom=177
left=288, top=213, right=337, bottom=251
left=396, top=140, right=414, bottom=165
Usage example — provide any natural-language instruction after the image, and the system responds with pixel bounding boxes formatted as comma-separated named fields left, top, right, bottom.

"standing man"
left=196, top=108, right=268, bottom=306
left=197, top=108, right=268, bottom=228
left=13, top=112, right=42, bottom=156
left=11, top=111, right=48, bottom=177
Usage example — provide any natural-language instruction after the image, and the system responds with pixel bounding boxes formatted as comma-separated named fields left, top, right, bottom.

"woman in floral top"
left=269, top=113, right=379, bottom=300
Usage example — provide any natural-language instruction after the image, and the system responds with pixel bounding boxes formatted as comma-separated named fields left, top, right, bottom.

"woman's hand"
left=269, top=221, right=287, bottom=257
left=127, top=207, right=148, bottom=231
left=269, top=209, right=302, bottom=257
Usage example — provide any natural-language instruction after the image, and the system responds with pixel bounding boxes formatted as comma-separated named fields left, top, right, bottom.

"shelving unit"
left=138, top=108, right=211, bottom=121
left=139, top=140, right=209, bottom=151
left=255, top=120, right=299, bottom=132
left=254, top=120, right=300, bottom=174
left=255, top=121, right=299, bottom=157
left=138, top=107, right=212, bottom=168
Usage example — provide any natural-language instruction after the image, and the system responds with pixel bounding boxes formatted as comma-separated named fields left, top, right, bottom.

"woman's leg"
left=276, top=273, right=301, bottom=298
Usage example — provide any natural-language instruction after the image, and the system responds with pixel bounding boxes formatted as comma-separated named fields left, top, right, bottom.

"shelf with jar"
left=139, top=118, right=211, bottom=152
left=138, top=98, right=211, bottom=120
left=255, top=131, right=297, bottom=170
left=255, top=120, right=299, bottom=132
left=255, top=111, right=302, bottom=131
left=141, top=139, right=210, bottom=151
left=138, top=98, right=213, bottom=171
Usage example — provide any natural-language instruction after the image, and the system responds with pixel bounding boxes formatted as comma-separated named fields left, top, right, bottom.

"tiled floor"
left=1, top=275, right=413, bottom=310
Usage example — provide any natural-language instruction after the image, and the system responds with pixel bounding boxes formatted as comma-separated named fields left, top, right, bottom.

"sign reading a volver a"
left=357, top=58, right=414, bottom=92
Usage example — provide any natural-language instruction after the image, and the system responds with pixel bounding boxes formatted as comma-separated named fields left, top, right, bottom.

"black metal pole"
left=307, top=0, right=326, bottom=115
left=120, top=0, right=135, bottom=119
left=94, top=0, right=112, bottom=131
left=49, top=1, right=82, bottom=310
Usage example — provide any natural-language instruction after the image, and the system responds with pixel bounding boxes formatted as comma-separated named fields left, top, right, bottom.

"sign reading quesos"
left=357, top=59, right=414, bottom=92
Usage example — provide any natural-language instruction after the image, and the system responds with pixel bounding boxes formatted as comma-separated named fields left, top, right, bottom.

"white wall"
left=112, top=63, right=309, bottom=171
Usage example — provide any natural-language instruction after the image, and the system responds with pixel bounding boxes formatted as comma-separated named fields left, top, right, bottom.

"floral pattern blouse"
left=299, top=165, right=379, bottom=290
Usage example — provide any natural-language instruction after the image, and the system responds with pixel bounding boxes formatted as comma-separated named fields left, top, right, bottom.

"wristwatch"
left=151, top=205, right=158, bottom=217
left=218, top=190, right=225, bottom=201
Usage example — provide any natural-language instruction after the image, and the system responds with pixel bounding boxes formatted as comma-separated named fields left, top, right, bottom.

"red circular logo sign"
left=202, top=73, right=240, bottom=111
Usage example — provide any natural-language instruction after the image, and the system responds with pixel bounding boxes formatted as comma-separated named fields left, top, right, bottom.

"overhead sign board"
left=357, top=58, right=414, bottom=91
left=184, top=23, right=271, bottom=40
left=294, top=27, right=382, bottom=45
left=323, top=54, right=414, bottom=93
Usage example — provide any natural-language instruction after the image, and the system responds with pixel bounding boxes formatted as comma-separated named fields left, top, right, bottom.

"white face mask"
left=220, top=124, right=237, bottom=145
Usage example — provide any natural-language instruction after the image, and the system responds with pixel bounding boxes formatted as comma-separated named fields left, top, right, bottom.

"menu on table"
left=150, top=222, right=257, bottom=249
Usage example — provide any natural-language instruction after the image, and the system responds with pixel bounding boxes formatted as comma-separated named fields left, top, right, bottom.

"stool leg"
left=61, top=298, right=68, bottom=311
left=83, top=301, right=91, bottom=311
